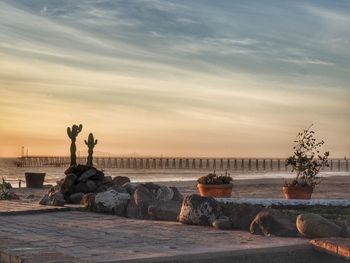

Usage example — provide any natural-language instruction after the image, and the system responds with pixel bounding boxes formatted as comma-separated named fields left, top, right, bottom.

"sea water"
left=0, top=158, right=349, bottom=187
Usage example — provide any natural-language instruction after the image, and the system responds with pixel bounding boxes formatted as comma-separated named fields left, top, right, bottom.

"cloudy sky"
left=0, top=0, right=349, bottom=157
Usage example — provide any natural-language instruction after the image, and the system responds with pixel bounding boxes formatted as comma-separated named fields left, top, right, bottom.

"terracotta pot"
left=197, top=183, right=233, bottom=198
left=25, top=172, right=46, bottom=188
left=283, top=185, right=313, bottom=199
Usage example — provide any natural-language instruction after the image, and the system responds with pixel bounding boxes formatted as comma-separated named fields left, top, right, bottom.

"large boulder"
left=148, top=200, right=182, bottom=221
left=178, top=194, right=222, bottom=226
left=296, top=213, right=342, bottom=238
left=225, top=205, right=262, bottom=231
left=94, top=189, right=130, bottom=216
left=126, top=185, right=155, bottom=219
left=60, top=173, right=77, bottom=195
left=250, top=208, right=298, bottom=237
left=39, top=191, right=66, bottom=206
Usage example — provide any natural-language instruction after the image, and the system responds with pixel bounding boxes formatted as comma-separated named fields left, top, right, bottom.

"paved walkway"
left=0, top=211, right=309, bottom=263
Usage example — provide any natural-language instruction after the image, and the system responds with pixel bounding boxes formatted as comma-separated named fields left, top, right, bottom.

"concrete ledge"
left=217, top=198, right=350, bottom=207
left=0, top=202, right=84, bottom=216
left=109, top=244, right=347, bottom=263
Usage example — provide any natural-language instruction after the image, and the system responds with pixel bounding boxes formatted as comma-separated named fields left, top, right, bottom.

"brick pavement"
left=0, top=211, right=309, bottom=263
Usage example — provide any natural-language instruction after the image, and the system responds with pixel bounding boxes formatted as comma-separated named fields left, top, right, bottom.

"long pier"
left=14, top=156, right=349, bottom=172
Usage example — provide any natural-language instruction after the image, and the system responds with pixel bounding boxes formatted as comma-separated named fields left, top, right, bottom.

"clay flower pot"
left=25, top=172, right=46, bottom=188
left=197, top=183, right=233, bottom=198
left=283, top=185, right=313, bottom=199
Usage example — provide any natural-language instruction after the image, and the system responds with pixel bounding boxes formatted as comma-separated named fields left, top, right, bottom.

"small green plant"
left=85, top=133, right=98, bottom=167
left=285, top=125, right=329, bottom=188
left=0, top=177, right=13, bottom=200
left=1, top=177, right=12, bottom=189
left=197, top=170, right=233, bottom=185
left=67, top=124, right=83, bottom=166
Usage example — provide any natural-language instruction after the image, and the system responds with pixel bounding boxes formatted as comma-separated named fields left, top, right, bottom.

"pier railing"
left=15, top=156, right=349, bottom=172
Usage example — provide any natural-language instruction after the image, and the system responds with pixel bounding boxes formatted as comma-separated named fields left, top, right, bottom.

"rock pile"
left=40, top=165, right=130, bottom=206
left=178, top=195, right=298, bottom=237
left=178, top=195, right=350, bottom=239
left=83, top=182, right=184, bottom=221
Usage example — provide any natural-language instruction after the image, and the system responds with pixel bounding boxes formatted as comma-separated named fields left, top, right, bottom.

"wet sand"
left=9, top=176, right=350, bottom=203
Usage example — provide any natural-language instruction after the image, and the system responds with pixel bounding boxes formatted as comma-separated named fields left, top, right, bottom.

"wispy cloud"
left=0, top=0, right=349, bottom=157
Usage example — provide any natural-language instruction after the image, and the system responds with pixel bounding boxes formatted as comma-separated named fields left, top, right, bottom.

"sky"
left=0, top=0, right=349, bottom=158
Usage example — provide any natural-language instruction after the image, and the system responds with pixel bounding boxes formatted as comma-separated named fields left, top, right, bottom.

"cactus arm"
left=67, top=127, right=72, bottom=138
left=84, top=140, right=88, bottom=145
left=78, top=124, right=83, bottom=132
left=95, top=139, right=98, bottom=145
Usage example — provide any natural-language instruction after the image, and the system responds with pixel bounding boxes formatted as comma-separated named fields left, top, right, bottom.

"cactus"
left=67, top=124, right=83, bottom=166
left=85, top=133, right=98, bottom=167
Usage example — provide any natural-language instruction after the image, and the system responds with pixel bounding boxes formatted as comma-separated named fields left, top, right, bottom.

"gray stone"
left=60, top=173, right=77, bottom=195
left=250, top=208, right=298, bottom=237
left=126, top=185, right=155, bottom=219
left=148, top=200, right=182, bottom=221
left=212, top=216, right=232, bottom=230
left=178, top=194, right=222, bottom=226
left=95, top=189, right=130, bottom=216
left=296, top=213, right=342, bottom=238
left=75, top=180, right=97, bottom=194
left=156, top=186, right=174, bottom=201
left=69, top=192, right=84, bottom=204
left=78, top=168, right=97, bottom=182
left=226, top=205, right=262, bottom=231
left=112, top=176, right=131, bottom=187
left=39, top=194, right=50, bottom=205
left=39, top=191, right=66, bottom=206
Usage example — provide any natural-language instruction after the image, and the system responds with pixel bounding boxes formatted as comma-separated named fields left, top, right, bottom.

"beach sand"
left=9, top=176, right=350, bottom=203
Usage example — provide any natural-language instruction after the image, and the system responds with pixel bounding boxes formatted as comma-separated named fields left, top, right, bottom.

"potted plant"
left=284, top=125, right=329, bottom=199
left=197, top=170, right=233, bottom=198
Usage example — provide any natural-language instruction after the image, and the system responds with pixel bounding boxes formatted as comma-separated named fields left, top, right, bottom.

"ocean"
left=1, top=158, right=349, bottom=188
